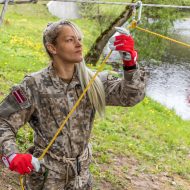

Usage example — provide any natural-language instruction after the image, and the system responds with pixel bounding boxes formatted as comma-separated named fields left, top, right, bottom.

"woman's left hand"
left=109, top=34, right=138, bottom=70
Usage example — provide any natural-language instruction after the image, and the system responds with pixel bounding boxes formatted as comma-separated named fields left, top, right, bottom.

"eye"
left=66, top=38, right=73, bottom=42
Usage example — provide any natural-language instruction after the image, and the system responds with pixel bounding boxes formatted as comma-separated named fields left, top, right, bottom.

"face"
left=47, top=25, right=83, bottom=63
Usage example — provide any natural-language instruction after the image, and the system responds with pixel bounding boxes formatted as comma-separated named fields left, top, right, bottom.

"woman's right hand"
left=2, top=153, right=40, bottom=175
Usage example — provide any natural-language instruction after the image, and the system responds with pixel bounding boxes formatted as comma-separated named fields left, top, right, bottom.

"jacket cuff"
left=1, top=141, right=19, bottom=157
left=123, top=64, right=137, bottom=71
left=123, top=63, right=139, bottom=81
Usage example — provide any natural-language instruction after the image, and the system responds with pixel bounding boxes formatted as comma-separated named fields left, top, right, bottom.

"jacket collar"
left=48, top=62, right=81, bottom=90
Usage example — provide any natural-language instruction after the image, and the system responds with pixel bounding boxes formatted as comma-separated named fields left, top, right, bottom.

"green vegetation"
left=0, top=2, right=190, bottom=189
left=93, top=98, right=190, bottom=176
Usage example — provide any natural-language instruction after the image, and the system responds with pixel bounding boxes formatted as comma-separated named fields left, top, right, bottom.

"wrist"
left=123, top=64, right=137, bottom=71
left=123, top=57, right=137, bottom=71
left=8, top=153, right=17, bottom=163
left=1, top=153, right=16, bottom=168
left=122, top=50, right=137, bottom=68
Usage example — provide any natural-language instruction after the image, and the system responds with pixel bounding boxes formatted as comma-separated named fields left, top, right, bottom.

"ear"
left=46, top=43, right=57, bottom=55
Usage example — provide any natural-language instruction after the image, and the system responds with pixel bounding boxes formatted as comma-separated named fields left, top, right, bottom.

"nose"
left=75, top=38, right=82, bottom=47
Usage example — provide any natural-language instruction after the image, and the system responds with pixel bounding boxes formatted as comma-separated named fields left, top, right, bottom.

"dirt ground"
left=94, top=155, right=190, bottom=190
left=0, top=156, right=190, bottom=190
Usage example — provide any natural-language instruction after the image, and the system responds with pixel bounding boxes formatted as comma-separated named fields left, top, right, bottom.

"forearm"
left=102, top=65, right=146, bottom=106
left=121, top=66, right=146, bottom=106
left=0, top=118, right=19, bottom=156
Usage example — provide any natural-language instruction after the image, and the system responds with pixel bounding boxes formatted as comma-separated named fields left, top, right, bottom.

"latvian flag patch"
left=12, top=88, right=29, bottom=108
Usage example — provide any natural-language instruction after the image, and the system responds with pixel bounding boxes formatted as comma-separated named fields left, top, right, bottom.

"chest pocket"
left=39, top=93, right=68, bottom=127
left=39, top=87, right=94, bottom=131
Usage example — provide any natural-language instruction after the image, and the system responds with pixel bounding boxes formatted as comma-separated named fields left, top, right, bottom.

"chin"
left=74, top=57, right=83, bottom=63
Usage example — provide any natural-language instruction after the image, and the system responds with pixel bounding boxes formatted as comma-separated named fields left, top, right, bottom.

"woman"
left=0, top=20, right=146, bottom=190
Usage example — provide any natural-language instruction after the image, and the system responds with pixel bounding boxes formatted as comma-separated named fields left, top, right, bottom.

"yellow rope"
left=130, top=20, right=190, bottom=48
left=19, top=175, right=25, bottom=190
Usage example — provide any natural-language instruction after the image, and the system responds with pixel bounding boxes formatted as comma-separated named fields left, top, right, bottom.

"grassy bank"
left=0, top=3, right=190, bottom=189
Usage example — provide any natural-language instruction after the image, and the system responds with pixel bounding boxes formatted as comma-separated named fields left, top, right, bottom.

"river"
left=146, top=18, right=190, bottom=120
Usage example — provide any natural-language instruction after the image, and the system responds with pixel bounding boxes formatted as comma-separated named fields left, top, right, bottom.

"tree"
left=84, top=2, right=135, bottom=65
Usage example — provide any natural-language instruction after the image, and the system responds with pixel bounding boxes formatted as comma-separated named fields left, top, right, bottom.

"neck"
left=52, top=59, right=75, bottom=80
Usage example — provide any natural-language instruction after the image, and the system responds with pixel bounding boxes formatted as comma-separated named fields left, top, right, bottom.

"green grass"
left=1, top=3, right=190, bottom=189
left=92, top=98, right=190, bottom=175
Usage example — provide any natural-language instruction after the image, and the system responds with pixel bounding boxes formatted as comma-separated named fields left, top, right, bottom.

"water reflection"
left=146, top=63, right=190, bottom=120
left=146, top=18, right=190, bottom=120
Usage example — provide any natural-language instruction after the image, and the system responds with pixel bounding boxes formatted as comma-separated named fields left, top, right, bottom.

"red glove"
left=2, top=153, right=40, bottom=175
left=109, top=34, right=138, bottom=71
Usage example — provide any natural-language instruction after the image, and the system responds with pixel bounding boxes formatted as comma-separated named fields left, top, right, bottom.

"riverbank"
left=0, top=3, right=190, bottom=189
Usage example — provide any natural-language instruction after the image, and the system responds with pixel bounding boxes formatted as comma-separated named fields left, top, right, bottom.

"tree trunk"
left=84, top=4, right=134, bottom=65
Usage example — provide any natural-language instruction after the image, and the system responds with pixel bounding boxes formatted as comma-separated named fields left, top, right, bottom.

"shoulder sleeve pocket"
left=0, top=86, right=31, bottom=118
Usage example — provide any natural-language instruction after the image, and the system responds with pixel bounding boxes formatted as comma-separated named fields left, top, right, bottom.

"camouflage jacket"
left=0, top=63, right=146, bottom=166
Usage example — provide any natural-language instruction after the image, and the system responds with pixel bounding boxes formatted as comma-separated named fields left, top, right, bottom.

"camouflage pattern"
left=25, top=160, right=92, bottom=190
left=0, top=62, right=146, bottom=189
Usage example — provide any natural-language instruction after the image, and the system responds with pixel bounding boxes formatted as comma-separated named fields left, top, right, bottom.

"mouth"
left=75, top=50, right=82, bottom=54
